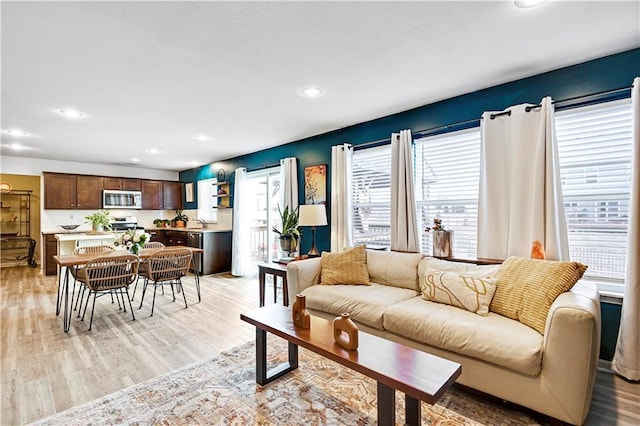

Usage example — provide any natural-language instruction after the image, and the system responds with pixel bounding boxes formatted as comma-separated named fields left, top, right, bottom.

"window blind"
left=555, top=99, right=632, bottom=295
left=414, top=128, right=481, bottom=259
left=352, top=144, right=392, bottom=247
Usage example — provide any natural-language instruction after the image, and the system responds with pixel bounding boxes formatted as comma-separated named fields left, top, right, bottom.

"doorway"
left=247, top=168, right=280, bottom=268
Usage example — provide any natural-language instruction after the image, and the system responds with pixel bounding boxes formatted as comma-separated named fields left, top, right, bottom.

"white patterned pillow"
left=419, top=267, right=498, bottom=315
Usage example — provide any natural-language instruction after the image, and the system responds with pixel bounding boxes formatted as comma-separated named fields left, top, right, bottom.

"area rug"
left=30, top=338, right=544, bottom=425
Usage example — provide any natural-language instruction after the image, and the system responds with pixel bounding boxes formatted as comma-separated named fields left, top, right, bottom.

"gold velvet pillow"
left=320, top=245, right=371, bottom=285
left=420, top=267, right=497, bottom=315
left=490, top=256, right=587, bottom=334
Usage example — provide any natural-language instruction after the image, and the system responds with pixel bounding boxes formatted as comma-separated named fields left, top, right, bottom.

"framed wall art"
left=304, top=164, right=327, bottom=205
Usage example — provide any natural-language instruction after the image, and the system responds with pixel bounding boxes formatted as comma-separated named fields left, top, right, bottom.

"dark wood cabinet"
left=104, top=177, right=141, bottom=190
left=163, top=181, right=183, bottom=210
left=44, top=173, right=77, bottom=209
left=44, top=234, right=58, bottom=276
left=141, top=180, right=164, bottom=210
left=146, top=229, right=164, bottom=244
left=45, top=172, right=183, bottom=211
left=44, top=172, right=103, bottom=210
left=164, top=230, right=188, bottom=246
left=76, top=175, right=103, bottom=209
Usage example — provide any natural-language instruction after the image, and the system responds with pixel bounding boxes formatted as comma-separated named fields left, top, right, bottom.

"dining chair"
left=138, top=248, right=191, bottom=316
left=131, top=241, right=165, bottom=301
left=80, top=254, right=140, bottom=331
left=70, top=245, right=116, bottom=316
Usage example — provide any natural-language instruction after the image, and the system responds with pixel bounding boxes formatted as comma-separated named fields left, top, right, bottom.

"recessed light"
left=57, top=108, right=86, bottom=119
left=194, top=134, right=211, bottom=141
left=514, top=0, right=549, bottom=8
left=7, top=143, right=25, bottom=150
left=147, top=149, right=160, bottom=155
left=2, top=129, right=30, bottom=137
left=299, top=86, right=325, bottom=98
left=130, top=158, right=140, bottom=163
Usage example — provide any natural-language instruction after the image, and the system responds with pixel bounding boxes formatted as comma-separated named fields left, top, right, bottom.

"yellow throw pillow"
left=420, top=267, right=497, bottom=315
left=490, top=256, right=587, bottom=334
left=320, top=245, right=371, bottom=285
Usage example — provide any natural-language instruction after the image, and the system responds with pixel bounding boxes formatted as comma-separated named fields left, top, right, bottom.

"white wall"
left=1, top=155, right=178, bottom=180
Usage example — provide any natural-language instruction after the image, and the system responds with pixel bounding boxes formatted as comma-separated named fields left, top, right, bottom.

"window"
left=555, top=99, right=633, bottom=295
left=414, top=128, right=481, bottom=259
left=197, top=178, right=218, bottom=222
left=352, top=144, right=391, bottom=247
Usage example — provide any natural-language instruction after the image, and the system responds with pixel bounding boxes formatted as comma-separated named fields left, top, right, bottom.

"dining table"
left=53, top=246, right=204, bottom=332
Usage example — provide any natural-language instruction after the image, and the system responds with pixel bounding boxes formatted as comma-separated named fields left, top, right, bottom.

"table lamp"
left=298, top=204, right=327, bottom=256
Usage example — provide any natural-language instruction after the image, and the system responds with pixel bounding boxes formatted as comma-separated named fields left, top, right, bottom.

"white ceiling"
left=2, top=1, right=639, bottom=172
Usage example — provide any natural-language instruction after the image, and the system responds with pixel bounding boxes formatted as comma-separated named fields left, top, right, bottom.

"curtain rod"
left=246, top=162, right=280, bottom=173
left=356, top=84, right=634, bottom=143
left=491, top=85, right=633, bottom=119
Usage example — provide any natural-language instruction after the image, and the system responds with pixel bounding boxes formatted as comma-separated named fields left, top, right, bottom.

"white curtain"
left=478, top=97, right=569, bottom=260
left=612, top=77, right=640, bottom=381
left=231, top=167, right=251, bottom=276
left=391, top=129, right=420, bottom=252
left=279, top=157, right=299, bottom=212
left=331, top=144, right=353, bottom=252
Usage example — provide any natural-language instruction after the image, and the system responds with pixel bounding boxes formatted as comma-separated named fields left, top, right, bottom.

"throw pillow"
left=490, top=256, right=587, bottom=334
left=419, top=267, right=498, bottom=315
left=320, top=245, right=371, bottom=285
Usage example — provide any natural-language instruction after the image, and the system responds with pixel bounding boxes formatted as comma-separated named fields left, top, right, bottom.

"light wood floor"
left=1, top=266, right=639, bottom=425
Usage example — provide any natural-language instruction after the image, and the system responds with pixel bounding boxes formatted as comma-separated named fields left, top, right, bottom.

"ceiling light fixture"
left=130, top=158, right=140, bottom=163
left=9, top=143, right=25, bottom=150
left=194, top=134, right=211, bottom=141
left=147, top=148, right=160, bottom=155
left=299, top=86, right=325, bottom=98
left=57, top=108, right=86, bottom=119
left=2, top=129, right=30, bottom=137
left=514, top=0, right=549, bottom=8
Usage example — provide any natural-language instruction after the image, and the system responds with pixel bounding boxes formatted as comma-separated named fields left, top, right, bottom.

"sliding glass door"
left=247, top=168, right=280, bottom=267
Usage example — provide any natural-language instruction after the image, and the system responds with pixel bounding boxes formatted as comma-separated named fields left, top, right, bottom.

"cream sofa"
left=286, top=250, right=601, bottom=425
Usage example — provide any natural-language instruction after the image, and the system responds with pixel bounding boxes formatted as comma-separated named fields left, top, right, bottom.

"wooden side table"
left=258, top=262, right=289, bottom=307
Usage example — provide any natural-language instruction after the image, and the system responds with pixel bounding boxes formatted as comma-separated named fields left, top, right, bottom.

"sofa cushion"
left=418, top=257, right=501, bottom=278
left=420, top=267, right=497, bottom=315
left=302, top=283, right=418, bottom=330
left=384, top=297, right=543, bottom=376
left=490, top=256, right=587, bottom=335
left=320, top=245, right=370, bottom=285
left=366, top=250, right=424, bottom=291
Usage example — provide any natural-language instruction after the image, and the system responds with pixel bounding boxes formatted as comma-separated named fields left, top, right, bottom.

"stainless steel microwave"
left=103, top=190, right=142, bottom=209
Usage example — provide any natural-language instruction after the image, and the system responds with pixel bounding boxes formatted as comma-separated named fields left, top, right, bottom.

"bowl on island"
left=59, top=224, right=81, bottom=231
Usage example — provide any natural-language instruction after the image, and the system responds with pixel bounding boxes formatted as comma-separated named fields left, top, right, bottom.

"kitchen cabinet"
left=44, top=234, right=58, bottom=276
left=44, top=173, right=76, bottom=209
left=44, top=173, right=103, bottom=209
left=146, top=229, right=164, bottom=244
left=164, top=230, right=187, bottom=246
left=76, top=175, right=103, bottom=209
left=141, top=180, right=164, bottom=210
left=103, top=177, right=141, bottom=190
left=163, top=181, right=183, bottom=210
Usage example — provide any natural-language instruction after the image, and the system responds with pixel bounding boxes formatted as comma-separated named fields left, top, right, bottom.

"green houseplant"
left=272, top=205, right=300, bottom=255
left=85, top=209, right=113, bottom=232
left=172, top=210, right=188, bottom=228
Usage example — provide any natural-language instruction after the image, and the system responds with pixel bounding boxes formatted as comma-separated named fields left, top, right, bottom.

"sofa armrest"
left=286, top=257, right=322, bottom=303
left=540, top=281, right=601, bottom=425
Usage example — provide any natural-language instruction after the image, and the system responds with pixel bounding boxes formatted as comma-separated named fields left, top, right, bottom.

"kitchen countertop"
left=145, top=227, right=232, bottom=233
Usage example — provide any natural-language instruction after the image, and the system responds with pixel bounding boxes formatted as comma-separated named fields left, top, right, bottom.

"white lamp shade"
left=298, top=204, right=327, bottom=226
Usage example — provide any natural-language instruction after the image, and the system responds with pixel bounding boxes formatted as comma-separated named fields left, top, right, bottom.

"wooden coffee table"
left=240, top=304, right=461, bottom=426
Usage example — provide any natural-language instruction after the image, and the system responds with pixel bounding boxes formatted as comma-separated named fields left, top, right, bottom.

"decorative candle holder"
left=333, top=313, right=358, bottom=350
left=292, top=294, right=310, bottom=329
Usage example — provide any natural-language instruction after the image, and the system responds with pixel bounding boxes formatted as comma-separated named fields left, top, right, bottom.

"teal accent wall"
left=180, top=48, right=639, bottom=360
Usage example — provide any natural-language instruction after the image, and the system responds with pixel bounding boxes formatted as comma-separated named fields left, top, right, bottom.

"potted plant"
left=153, top=218, right=170, bottom=228
left=85, top=209, right=113, bottom=233
left=172, top=210, right=188, bottom=228
left=272, top=205, right=300, bottom=255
